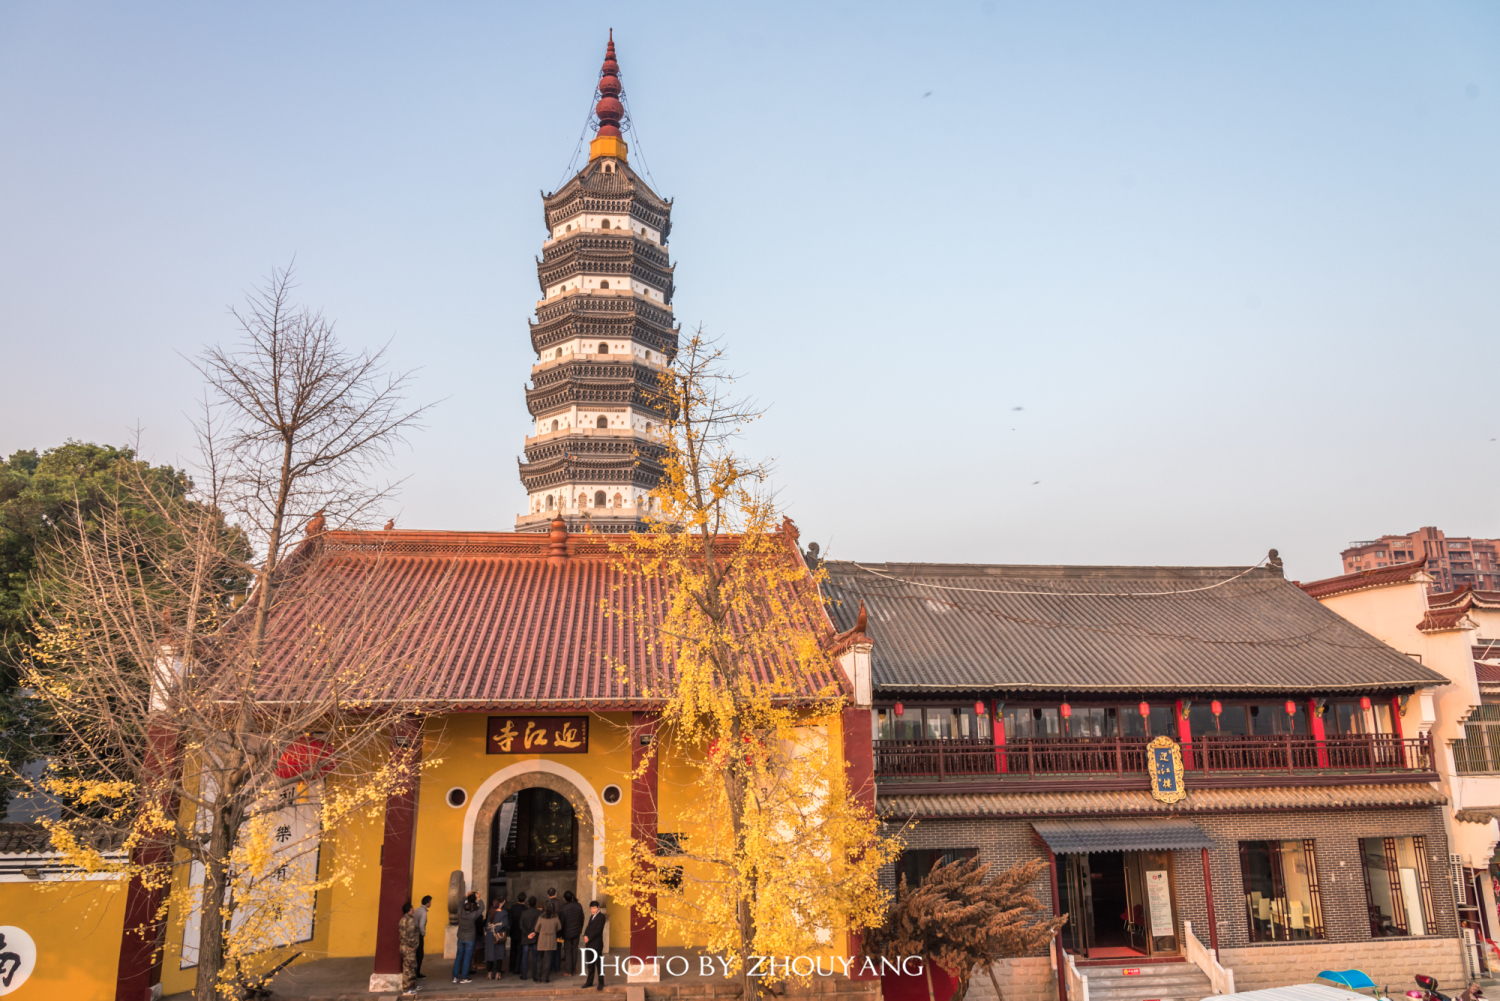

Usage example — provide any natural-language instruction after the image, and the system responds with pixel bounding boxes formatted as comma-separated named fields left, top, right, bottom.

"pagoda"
left=516, top=32, right=678, bottom=534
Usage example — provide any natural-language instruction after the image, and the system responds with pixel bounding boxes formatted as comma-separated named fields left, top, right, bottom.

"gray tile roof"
left=1031, top=818, right=1214, bottom=852
left=876, top=783, right=1448, bottom=819
left=823, top=561, right=1448, bottom=695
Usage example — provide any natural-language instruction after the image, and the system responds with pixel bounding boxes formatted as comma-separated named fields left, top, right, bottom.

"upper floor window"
left=594, top=490, right=607, bottom=508
left=551, top=420, right=559, bottom=432
left=598, top=343, right=609, bottom=355
left=596, top=416, right=608, bottom=429
left=875, top=705, right=990, bottom=741
left=601, top=219, right=611, bottom=229
left=600, top=280, right=609, bottom=289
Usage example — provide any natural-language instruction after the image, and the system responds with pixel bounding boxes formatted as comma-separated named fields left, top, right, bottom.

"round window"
left=601, top=784, right=623, bottom=806
left=446, top=787, right=468, bottom=809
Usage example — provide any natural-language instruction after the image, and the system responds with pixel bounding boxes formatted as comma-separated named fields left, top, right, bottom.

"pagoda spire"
left=589, top=30, right=628, bottom=162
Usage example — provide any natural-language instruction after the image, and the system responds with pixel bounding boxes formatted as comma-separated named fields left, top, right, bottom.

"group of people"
left=395, top=886, right=608, bottom=995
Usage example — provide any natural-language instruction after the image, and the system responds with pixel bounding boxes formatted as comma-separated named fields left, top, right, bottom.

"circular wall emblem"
left=0, top=925, right=36, bottom=995
left=601, top=784, right=622, bottom=805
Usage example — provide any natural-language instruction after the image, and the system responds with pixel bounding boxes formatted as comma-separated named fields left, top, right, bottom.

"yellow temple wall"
left=0, top=877, right=125, bottom=1001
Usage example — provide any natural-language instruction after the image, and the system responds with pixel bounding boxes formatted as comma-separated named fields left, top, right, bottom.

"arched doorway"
left=462, top=762, right=604, bottom=938
left=489, top=788, right=578, bottom=904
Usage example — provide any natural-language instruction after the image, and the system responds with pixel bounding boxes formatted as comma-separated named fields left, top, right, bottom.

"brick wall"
left=1220, top=938, right=1465, bottom=994
left=883, top=803, right=1463, bottom=997
left=959, top=957, right=1054, bottom=1001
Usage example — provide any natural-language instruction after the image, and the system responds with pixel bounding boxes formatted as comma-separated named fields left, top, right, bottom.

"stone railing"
left=1185, top=920, right=1235, bottom=995
left=1051, top=937, right=1090, bottom=1001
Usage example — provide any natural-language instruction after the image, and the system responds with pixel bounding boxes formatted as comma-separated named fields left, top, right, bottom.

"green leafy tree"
left=0, top=441, right=199, bottom=813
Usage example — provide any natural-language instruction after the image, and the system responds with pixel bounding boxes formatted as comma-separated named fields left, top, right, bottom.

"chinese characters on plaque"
left=1146, top=734, right=1186, bottom=803
left=487, top=716, right=589, bottom=754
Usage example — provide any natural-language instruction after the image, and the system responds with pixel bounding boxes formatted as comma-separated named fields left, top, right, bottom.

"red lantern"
left=974, top=701, right=986, bottom=716
left=1060, top=703, right=1072, bottom=719
left=1210, top=700, right=1223, bottom=717
left=1138, top=702, right=1150, bottom=718
left=275, top=737, right=332, bottom=780
left=893, top=702, right=904, bottom=717
left=1284, top=700, right=1297, bottom=717
left=1360, top=696, right=1372, bottom=711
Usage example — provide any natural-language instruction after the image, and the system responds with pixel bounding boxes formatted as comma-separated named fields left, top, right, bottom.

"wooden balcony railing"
left=873, top=733, right=1434, bottom=782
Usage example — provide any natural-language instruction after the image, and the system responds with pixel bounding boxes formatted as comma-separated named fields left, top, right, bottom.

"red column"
left=993, top=700, right=1006, bottom=774
left=1175, top=699, right=1194, bottom=769
left=1201, top=847, right=1219, bottom=958
left=1391, top=696, right=1406, bottom=739
left=1049, top=848, right=1067, bottom=1001
left=843, top=705, right=878, bottom=976
left=372, top=716, right=423, bottom=977
left=631, top=710, right=659, bottom=964
left=115, top=726, right=178, bottom=1001
left=1309, top=699, right=1329, bottom=768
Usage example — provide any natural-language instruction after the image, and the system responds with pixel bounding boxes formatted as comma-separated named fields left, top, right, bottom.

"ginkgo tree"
left=599, top=330, right=901, bottom=998
left=10, top=267, right=442, bottom=1000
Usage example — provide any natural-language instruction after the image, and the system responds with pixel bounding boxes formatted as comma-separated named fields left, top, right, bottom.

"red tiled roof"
left=1431, top=586, right=1500, bottom=609
left=236, top=525, right=845, bottom=709
left=1418, top=594, right=1478, bottom=633
left=1475, top=662, right=1500, bottom=685
left=1299, top=559, right=1429, bottom=599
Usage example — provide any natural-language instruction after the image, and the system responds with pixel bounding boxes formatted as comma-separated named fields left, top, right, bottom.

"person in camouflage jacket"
left=398, top=902, right=422, bottom=994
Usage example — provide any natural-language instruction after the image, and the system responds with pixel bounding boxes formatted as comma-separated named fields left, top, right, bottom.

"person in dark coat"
left=452, top=892, right=482, bottom=983
left=483, top=895, right=509, bottom=980
left=559, top=890, right=585, bottom=975
left=580, top=901, right=607, bottom=991
left=507, top=895, right=526, bottom=974
left=518, top=896, right=540, bottom=980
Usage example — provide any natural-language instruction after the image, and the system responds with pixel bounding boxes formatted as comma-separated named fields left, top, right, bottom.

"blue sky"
left=1, top=2, right=1496, bottom=581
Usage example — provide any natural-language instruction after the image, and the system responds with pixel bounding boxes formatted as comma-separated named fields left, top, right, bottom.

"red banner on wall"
left=487, top=716, right=589, bottom=754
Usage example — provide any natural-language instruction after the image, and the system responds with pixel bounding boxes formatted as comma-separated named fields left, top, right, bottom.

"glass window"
left=898, top=847, right=977, bottom=888
left=1190, top=703, right=1250, bottom=737
left=1249, top=703, right=1308, bottom=736
left=1064, top=706, right=1113, bottom=738
left=875, top=707, right=923, bottom=740
left=1360, top=836, right=1434, bottom=937
left=1120, top=705, right=1175, bottom=738
left=1333, top=702, right=1370, bottom=735
left=925, top=708, right=955, bottom=740
left=1003, top=706, right=1061, bottom=740
left=1239, top=840, right=1325, bottom=942
left=956, top=707, right=992, bottom=740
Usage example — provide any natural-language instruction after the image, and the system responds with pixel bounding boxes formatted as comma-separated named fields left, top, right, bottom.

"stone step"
left=1082, top=965, right=1214, bottom=1001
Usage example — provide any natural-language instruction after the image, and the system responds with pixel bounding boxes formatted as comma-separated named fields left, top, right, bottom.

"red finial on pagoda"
left=595, top=29, right=624, bottom=138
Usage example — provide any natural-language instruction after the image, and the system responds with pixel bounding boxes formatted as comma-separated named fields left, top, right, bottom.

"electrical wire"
left=557, top=90, right=599, bottom=191
left=620, top=92, right=661, bottom=192
left=847, top=558, right=1271, bottom=598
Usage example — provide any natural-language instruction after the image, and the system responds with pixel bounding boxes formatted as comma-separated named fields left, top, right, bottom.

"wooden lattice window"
left=1360, top=836, right=1435, bottom=937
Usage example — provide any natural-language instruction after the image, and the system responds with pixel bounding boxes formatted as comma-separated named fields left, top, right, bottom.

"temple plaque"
left=1146, top=735, right=1186, bottom=803
left=487, top=715, right=589, bottom=754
